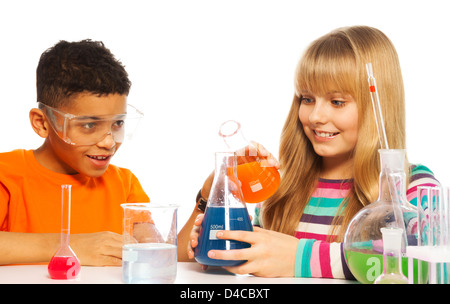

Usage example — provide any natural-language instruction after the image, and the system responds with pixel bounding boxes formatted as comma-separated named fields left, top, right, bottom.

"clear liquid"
left=122, top=243, right=177, bottom=284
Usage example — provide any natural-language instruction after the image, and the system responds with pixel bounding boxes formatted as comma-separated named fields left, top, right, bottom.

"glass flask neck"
left=60, top=184, right=72, bottom=248
left=208, top=152, right=246, bottom=208
left=377, top=149, right=406, bottom=203
left=384, top=250, right=402, bottom=275
left=376, top=227, right=408, bottom=283
left=214, top=151, right=237, bottom=174
left=219, top=120, right=248, bottom=152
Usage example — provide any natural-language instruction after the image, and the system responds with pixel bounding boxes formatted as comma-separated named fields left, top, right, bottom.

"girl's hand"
left=235, top=141, right=280, bottom=169
left=200, top=142, right=280, bottom=200
left=206, top=227, right=299, bottom=277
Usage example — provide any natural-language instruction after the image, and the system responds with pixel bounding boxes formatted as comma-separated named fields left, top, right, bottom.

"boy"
left=0, top=40, right=149, bottom=266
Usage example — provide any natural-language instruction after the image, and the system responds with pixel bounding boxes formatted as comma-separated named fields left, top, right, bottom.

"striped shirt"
left=253, top=164, right=439, bottom=279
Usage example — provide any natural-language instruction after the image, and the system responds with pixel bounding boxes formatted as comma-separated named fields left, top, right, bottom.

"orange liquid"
left=236, top=161, right=280, bottom=204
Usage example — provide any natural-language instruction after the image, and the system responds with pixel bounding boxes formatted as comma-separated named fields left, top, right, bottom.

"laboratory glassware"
left=219, top=120, right=280, bottom=203
left=121, top=203, right=178, bottom=284
left=366, top=63, right=388, bottom=150
left=48, top=184, right=81, bottom=280
left=405, top=186, right=450, bottom=284
left=195, top=152, right=253, bottom=266
left=343, top=63, right=419, bottom=283
left=374, top=227, right=408, bottom=284
left=343, top=149, right=417, bottom=283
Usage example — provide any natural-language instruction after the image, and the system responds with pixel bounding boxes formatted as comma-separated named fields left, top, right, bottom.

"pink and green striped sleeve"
left=253, top=164, right=438, bottom=280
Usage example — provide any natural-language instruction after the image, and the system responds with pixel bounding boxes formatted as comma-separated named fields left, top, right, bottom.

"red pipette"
left=366, top=63, right=389, bottom=150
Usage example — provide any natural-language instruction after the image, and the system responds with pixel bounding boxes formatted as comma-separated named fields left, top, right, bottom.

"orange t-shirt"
left=0, top=149, right=149, bottom=234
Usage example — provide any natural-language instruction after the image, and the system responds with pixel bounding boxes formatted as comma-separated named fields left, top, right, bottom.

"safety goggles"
left=37, top=102, right=144, bottom=146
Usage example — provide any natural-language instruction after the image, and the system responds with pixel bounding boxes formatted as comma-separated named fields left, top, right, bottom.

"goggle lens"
left=38, top=102, right=143, bottom=146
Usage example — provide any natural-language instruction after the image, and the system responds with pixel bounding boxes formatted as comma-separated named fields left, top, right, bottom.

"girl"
left=180, top=25, right=439, bottom=279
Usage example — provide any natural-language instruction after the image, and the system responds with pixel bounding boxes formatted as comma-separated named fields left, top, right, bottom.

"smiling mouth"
left=313, top=130, right=339, bottom=138
left=87, top=155, right=112, bottom=161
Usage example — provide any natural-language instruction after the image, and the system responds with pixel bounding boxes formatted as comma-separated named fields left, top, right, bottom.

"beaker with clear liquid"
left=48, top=184, right=81, bottom=280
left=219, top=120, right=280, bottom=204
left=195, top=152, right=253, bottom=266
left=121, top=203, right=178, bottom=284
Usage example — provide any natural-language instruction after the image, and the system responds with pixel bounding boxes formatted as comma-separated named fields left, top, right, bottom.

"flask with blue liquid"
left=194, top=151, right=253, bottom=266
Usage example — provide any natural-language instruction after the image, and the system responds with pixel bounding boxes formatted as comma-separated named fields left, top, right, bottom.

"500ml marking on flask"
left=209, top=224, right=224, bottom=240
left=209, top=230, right=221, bottom=240
left=195, top=206, right=252, bottom=267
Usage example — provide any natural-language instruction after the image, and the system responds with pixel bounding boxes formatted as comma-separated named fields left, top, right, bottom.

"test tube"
left=416, top=186, right=450, bottom=284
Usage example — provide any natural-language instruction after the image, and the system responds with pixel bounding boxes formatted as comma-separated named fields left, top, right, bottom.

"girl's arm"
left=208, top=228, right=352, bottom=279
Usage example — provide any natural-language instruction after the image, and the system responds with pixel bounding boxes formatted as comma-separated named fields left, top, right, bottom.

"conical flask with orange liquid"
left=219, top=120, right=280, bottom=204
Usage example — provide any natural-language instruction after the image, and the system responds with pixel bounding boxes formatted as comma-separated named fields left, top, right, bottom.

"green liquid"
left=375, top=274, right=408, bottom=284
left=345, top=250, right=428, bottom=284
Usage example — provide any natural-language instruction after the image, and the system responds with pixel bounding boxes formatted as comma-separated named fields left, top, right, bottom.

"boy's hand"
left=71, top=231, right=123, bottom=266
left=187, top=213, right=203, bottom=260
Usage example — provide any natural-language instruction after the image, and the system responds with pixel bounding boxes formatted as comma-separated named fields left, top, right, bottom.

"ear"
left=29, top=108, right=49, bottom=138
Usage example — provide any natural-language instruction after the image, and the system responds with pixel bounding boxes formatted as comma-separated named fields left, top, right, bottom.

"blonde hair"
left=262, top=26, right=407, bottom=241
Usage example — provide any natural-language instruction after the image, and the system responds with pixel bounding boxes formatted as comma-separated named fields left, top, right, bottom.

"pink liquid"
left=48, top=256, right=81, bottom=279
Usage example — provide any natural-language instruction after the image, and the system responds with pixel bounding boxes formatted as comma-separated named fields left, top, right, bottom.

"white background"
left=1, top=0, right=449, bottom=228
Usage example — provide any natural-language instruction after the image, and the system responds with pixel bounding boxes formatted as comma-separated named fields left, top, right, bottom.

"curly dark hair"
left=36, top=39, right=131, bottom=107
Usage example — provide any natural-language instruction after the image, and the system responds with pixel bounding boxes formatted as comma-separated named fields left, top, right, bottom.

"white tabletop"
left=0, top=262, right=354, bottom=284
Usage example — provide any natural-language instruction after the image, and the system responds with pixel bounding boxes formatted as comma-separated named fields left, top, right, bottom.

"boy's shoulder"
left=0, top=150, right=33, bottom=184
left=0, top=149, right=28, bottom=167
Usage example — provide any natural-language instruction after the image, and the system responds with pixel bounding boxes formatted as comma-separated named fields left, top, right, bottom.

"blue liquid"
left=195, top=206, right=253, bottom=266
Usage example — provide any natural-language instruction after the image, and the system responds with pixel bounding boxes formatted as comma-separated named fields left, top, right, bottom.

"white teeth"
left=315, top=131, right=338, bottom=138
left=90, top=156, right=107, bottom=160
